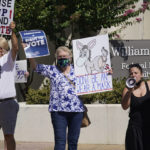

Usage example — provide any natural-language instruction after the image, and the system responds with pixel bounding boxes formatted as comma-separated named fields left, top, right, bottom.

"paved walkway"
left=0, top=141, right=125, bottom=150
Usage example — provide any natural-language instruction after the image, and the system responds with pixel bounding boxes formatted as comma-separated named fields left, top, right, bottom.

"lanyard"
left=63, top=74, right=75, bottom=88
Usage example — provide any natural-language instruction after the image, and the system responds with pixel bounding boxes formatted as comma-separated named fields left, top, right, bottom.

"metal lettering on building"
left=110, top=40, right=150, bottom=79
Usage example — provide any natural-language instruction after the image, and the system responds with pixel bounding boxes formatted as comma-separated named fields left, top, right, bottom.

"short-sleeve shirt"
left=35, top=64, right=84, bottom=112
left=0, top=50, right=16, bottom=99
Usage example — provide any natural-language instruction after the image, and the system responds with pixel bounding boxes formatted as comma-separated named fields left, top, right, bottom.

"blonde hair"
left=0, top=37, right=9, bottom=51
left=55, top=46, right=72, bottom=58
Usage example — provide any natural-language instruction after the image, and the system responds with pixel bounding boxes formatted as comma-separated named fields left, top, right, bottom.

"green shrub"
left=26, top=81, right=50, bottom=104
left=26, top=78, right=126, bottom=104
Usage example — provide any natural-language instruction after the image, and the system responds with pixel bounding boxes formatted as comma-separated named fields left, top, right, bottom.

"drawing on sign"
left=76, top=39, right=109, bottom=74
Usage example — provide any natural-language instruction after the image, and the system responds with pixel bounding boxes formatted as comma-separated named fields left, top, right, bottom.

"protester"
left=0, top=22, right=19, bottom=150
left=27, top=46, right=84, bottom=150
left=121, top=63, right=150, bottom=150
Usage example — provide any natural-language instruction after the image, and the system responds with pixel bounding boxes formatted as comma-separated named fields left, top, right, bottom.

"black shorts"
left=0, top=99, right=19, bottom=135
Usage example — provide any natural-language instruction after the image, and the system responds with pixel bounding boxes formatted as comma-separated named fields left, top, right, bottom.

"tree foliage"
left=14, top=0, right=150, bottom=46
left=26, top=79, right=50, bottom=104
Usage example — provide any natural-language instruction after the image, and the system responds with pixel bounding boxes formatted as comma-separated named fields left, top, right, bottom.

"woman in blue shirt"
left=29, top=46, right=84, bottom=150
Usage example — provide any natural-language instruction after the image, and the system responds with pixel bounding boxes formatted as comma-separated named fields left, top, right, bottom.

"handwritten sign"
left=19, top=30, right=50, bottom=58
left=15, top=60, right=27, bottom=83
left=76, top=72, right=112, bottom=94
left=0, top=0, right=15, bottom=35
left=73, top=34, right=113, bottom=95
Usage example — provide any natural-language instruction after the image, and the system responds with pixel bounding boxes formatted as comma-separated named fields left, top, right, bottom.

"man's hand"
left=10, top=21, right=16, bottom=30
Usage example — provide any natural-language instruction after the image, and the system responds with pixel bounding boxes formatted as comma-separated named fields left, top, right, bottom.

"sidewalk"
left=0, top=141, right=125, bottom=150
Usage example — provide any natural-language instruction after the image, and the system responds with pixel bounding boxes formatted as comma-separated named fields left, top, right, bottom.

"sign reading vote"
left=73, top=34, right=113, bottom=95
left=0, top=0, right=15, bottom=35
left=19, top=30, right=50, bottom=58
left=15, top=60, right=27, bottom=83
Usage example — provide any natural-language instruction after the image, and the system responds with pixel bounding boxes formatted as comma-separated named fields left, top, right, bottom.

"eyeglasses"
left=57, top=55, right=70, bottom=59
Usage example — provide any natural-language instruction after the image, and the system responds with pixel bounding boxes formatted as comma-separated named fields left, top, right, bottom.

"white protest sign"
left=73, top=34, right=113, bottom=95
left=15, top=60, right=27, bottom=83
left=0, top=0, right=15, bottom=35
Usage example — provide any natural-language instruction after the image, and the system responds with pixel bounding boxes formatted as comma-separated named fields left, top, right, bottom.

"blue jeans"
left=51, top=112, right=83, bottom=150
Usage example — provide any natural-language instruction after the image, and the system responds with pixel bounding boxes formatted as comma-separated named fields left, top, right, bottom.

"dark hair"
left=129, top=63, right=143, bottom=73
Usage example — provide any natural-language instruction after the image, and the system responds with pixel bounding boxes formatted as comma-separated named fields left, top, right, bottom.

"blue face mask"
left=57, top=58, right=70, bottom=68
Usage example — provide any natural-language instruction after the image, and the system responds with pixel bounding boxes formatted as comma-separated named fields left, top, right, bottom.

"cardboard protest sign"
left=19, top=30, right=50, bottom=58
left=0, top=0, right=15, bottom=35
left=73, top=34, right=113, bottom=95
left=15, top=60, right=27, bottom=83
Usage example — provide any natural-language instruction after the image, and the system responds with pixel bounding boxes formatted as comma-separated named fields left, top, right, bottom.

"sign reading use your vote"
left=73, top=34, right=113, bottom=95
left=19, top=30, right=50, bottom=58
left=15, top=60, right=27, bottom=83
